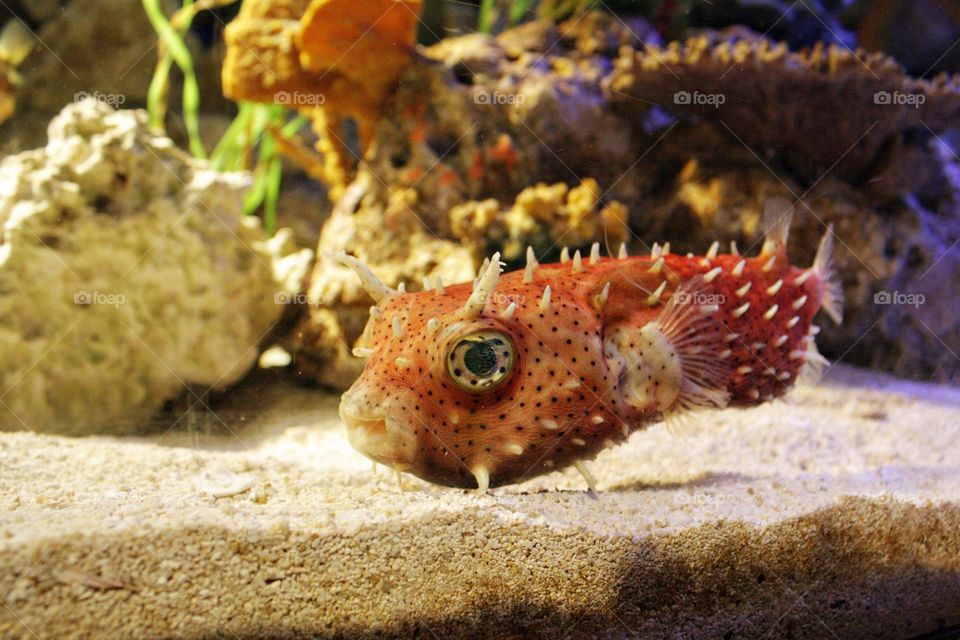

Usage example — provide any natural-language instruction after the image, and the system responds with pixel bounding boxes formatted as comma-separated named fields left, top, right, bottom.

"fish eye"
left=446, top=330, right=515, bottom=392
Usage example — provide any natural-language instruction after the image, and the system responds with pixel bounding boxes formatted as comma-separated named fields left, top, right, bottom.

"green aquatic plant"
left=141, top=0, right=210, bottom=158
left=142, top=0, right=305, bottom=233
left=478, top=0, right=537, bottom=33
left=211, top=103, right=309, bottom=234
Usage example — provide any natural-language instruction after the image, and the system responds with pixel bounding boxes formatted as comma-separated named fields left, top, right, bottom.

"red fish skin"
left=339, top=246, right=826, bottom=490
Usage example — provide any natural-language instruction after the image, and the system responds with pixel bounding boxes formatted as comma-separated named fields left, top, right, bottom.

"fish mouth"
left=339, top=393, right=418, bottom=470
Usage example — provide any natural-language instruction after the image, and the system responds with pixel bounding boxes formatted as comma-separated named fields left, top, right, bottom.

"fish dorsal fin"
left=761, top=197, right=795, bottom=256
left=607, top=278, right=731, bottom=420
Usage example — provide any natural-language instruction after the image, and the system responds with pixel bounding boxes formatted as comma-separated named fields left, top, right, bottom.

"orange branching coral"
left=222, top=0, right=422, bottom=196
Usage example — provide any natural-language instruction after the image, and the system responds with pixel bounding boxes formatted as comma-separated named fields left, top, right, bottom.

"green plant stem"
left=142, top=0, right=206, bottom=158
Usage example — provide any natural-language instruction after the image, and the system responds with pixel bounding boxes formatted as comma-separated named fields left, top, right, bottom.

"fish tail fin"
left=760, top=197, right=795, bottom=258
left=812, top=224, right=844, bottom=325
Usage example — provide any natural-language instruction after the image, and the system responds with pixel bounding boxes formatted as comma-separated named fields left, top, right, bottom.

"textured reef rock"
left=0, top=101, right=312, bottom=435
left=1, top=365, right=958, bottom=638
left=224, top=6, right=960, bottom=386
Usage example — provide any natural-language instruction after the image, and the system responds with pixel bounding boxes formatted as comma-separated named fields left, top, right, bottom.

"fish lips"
left=339, top=387, right=419, bottom=471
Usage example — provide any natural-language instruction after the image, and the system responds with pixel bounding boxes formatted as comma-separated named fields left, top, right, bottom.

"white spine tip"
left=506, top=443, right=524, bottom=456
left=732, top=260, right=746, bottom=277
left=572, top=250, right=584, bottom=273
left=573, top=460, right=597, bottom=492
left=618, top=243, right=628, bottom=259
left=589, top=242, right=600, bottom=265
left=786, top=315, right=800, bottom=329
left=732, top=302, right=750, bottom=318
left=595, top=282, right=611, bottom=308
left=773, top=335, right=789, bottom=347
left=703, top=266, right=722, bottom=283
left=648, top=258, right=664, bottom=275
left=539, top=286, right=552, bottom=311
left=392, top=316, right=404, bottom=338
left=395, top=356, right=412, bottom=369
left=706, top=241, right=719, bottom=259
left=590, top=415, right=605, bottom=424
left=473, top=466, right=490, bottom=493
left=502, top=302, right=517, bottom=320
left=794, top=270, right=814, bottom=285
left=646, top=280, right=667, bottom=305
left=560, top=247, right=570, bottom=263
left=737, top=365, right=754, bottom=375
left=730, top=241, right=740, bottom=256
left=767, top=279, right=784, bottom=296
left=762, top=255, right=777, bottom=272
left=539, top=418, right=559, bottom=430
left=735, top=282, right=752, bottom=298
left=763, top=304, right=779, bottom=321
left=792, top=294, right=808, bottom=310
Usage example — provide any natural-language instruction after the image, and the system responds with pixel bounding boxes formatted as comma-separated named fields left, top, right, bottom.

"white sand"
left=2, top=365, right=959, bottom=638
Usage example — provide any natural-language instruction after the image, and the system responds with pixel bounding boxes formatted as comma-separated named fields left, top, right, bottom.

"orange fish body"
left=333, top=207, right=842, bottom=490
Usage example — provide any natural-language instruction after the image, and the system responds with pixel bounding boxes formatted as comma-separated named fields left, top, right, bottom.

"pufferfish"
left=331, top=206, right=842, bottom=491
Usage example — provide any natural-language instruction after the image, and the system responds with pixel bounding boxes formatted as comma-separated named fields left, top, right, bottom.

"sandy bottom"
left=2, top=365, right=959, bottom=639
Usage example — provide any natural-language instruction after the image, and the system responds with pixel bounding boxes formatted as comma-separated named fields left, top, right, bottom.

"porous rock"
left=0, top=101, right=312, bottom=435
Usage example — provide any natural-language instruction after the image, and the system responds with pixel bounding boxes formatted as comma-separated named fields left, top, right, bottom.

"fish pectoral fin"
left=812, top=224, right=844, bottom=325
left=608, top=277, right=731, bottom=418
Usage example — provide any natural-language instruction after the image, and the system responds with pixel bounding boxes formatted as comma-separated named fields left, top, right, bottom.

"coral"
left=0, top=101, right=312, bottom=435
left=450, top=178, right=629, bottom=260
left=222, top=0, right=422, bottom=196
left=223, top=6, right=960, bottom=385
left=607, top=33, right=960, bottom=185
